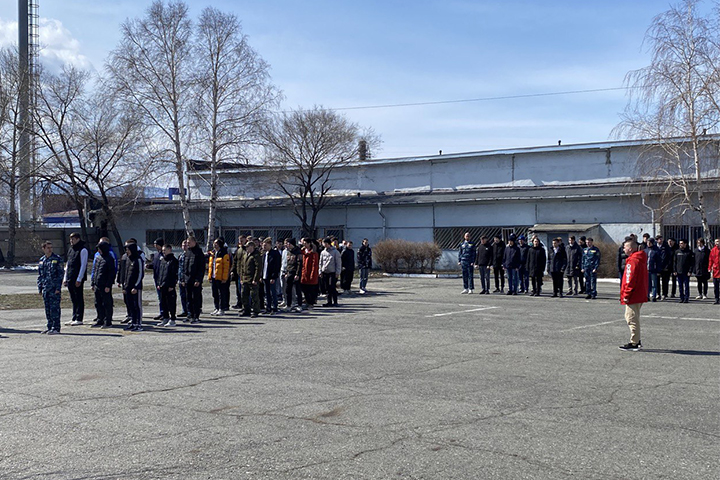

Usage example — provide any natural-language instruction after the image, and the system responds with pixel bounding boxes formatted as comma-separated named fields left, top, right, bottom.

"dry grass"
left=0, top=290, right=149, bottom=310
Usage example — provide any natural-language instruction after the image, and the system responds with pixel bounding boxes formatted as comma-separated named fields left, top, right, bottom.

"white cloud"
left=0, top=17, right=92, bottom=73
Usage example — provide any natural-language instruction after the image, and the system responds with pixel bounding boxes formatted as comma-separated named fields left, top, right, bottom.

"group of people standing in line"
left=36, top=232, right=374, bottom=334
left=457, top=232, right=720, bottom=304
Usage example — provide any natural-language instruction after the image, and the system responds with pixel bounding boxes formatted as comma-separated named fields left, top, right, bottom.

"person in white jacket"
left=319, top=237, right=342, bottom=307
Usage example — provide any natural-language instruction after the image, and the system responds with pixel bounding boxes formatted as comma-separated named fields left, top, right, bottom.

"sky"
left=0, top=1, right=695, bottom=158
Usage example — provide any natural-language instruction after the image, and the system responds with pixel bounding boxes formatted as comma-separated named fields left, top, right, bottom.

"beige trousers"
left=624, top=303, right=642, bottom=344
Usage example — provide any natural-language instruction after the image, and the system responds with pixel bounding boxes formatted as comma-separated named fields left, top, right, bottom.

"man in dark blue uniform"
left=38, top=241, right=64, bottom=335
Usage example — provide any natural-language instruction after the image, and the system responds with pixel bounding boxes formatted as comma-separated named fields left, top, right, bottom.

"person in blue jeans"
left=458, top=232, right=477, bottom=294
left=581, top=237, right=601, bottom=299
left=645, top=237, right=662, bottom=301
left=673, top=239, right=694, bottom=303
left=517, top=235, right=530, bottom=294
left=357, top=238, right=372, bottom=294
left=502, top=234, right=522, bottom=295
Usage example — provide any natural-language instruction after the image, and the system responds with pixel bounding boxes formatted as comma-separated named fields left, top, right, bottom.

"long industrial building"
left=114, top=137, right=720, bottom=269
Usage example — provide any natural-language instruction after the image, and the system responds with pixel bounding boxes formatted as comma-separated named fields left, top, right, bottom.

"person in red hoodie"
left=619, top=236, right=649, bottom=351
left=709, top=238, right=720, bottom=305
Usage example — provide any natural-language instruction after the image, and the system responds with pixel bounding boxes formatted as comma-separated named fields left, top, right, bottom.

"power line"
left=327, top=86, right=631, bottom=112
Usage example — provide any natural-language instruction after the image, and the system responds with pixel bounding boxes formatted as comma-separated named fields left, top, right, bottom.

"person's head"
left=324, top=237, right=333, bottom=248
left=493, top=235, right=500, bottom=243
left=69, top=232, right=81, bottom=245
left=655, top=235, right=664, bottom=244
left=679, top=239, right=688, bottom=250
left=362, top=238, right=369, bottom=246
left=213, top=239, right=222, bottom=251
left=552, top=238, right=559, bottom=248
left=239, top=235, right=247, bottom=246
left=647, top=237, right=655, bottom=247
left=154, top=238, right=164, bottom=252
left=262, top=238, right=272, bottom=251
left=579, top=236, right=586, bottom=244
left=715, top=238, right=720, bottom=248
left=303, top=237, right=313, bottom=250
left=42, top=241, right=53, bottom=256
left=163, top=244, right=173, bottom=256
left=187, top=236, right=197, bottom=248
left=127, top=238, right=137, bottom=244
left=629, top=233, right=637, bottom=241
left=623, top=238, right=639, bottom=256
left=568, top=235, right=575, bottom=245
left=347, top=241, right=353, bottom=249
left=246, top=240, right=256, bottom=253
left=697, top=238, right=705, bottom=248
left=181, top=240, right=188, bottom=251
left=532, top=237, right=540, bottom=247
left=518, top=235, right=526, bottom=245
left=480, top=236, right=487, bottom=244
left=587, top=237, right=594, bottom=247
left=276, top=240, right=283, bottom=250
left=668, top=238, right=676, bottom=246
left=508, top=234, right=516, bottom=245
left=332, top=238, right=340, bottom=248
left=464, top=232, right=470, bottom=241
left=286, top=238, right=296, bottom=248
left=642, top=233, right=650, bottom=241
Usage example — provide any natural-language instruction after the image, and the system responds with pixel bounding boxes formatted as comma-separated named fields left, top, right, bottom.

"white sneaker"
left=359, top=289, right=366, bottom=294
left=461, top=289, right=469, bottom=294
left=696, top=295, right=703, bottom=300
left=703, top=295, right=709, bottom=299
left=157, top=319, right=167, bottom=327
left=166, top=320, right=176, bottom=327
left=219, top=310, right=226, bottom=315
left=279, top=301, right=287, bottom=308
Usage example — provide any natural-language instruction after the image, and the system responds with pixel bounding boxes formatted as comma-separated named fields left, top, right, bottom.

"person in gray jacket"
left=319, top=238, right=342, bottom=307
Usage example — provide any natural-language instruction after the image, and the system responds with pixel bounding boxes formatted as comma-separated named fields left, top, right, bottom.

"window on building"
left=433, top=226, right=531, bottom=249
left=663, top=225, right=720, bottom=242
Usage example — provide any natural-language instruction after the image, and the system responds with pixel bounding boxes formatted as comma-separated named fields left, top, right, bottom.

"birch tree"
left=616, top=0, right=719, bottom=241
left=107, top=0, right=196, bottom=236
left=193, top=7, right=280, bottom=249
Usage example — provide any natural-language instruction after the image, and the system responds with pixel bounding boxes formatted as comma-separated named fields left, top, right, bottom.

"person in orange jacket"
left=619, top=236, right=649, bottom=351
left=208, top=238, right=231, bottom=315
left=709, top=238, right=720, bottom=305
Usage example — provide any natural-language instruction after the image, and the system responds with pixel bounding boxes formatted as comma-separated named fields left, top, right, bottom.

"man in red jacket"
left=710, top=238, right=720, bottom=305
left=619, top=237, right=649, bottom=351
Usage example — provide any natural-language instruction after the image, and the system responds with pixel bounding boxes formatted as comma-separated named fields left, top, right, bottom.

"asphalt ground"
left=0, top=272, right=718, bottom=479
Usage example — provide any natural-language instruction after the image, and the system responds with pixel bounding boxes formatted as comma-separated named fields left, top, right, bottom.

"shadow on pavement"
left=642, top=348, right=720, bottom=356
left=0, top=327, right=40, bottom=335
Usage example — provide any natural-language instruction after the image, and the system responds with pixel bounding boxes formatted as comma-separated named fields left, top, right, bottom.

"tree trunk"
left=6, top=180, right=17, bottom=266
left=103, top=204, right=124, bottom=250
left=207, top=152, right=218, bottom=251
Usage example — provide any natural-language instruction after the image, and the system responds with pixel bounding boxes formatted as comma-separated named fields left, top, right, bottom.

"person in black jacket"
left=673, top=239, right=694, bottom=303
left=577, top=236, right=588, bottom=293
left=526, top=236, right=547, bottom=296
left=357, top=239, right=372, bottom=294
left=261, top=238, right=282, bottom=314
left=491, top=235, right=506, bottom=292
left=122, top=243, right=144, bottom=331
left=549, top=237, right=567, bottom=298
left=475, top=236, right=492, bottom=294
left=502, top=234, right=521, bottom=295
left=157, top=244, right=179, bottom=326
left=150, top=238, right=165, bottom=320
left=283, top=238, right=303, bottom=311
left=694, top=238, right=711, bottom=299
left=182, top=236, right=205, bottom=323
left=63, top=232, right=89, bottom=326
left=517, top=235, right=530, bottom=294
left=90, top=240, right=116, bottom=328
left=667, top=237, right=679, bottom=297
left=656, top=235, right=673, bottom=300
left=340, top=241, right=355, bottom=293
left=564, top=236, right=583, bottom=295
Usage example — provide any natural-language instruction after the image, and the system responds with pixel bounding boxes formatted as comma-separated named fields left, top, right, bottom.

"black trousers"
left=531, top=275, right=543, bottom=294
left=94, top=288, right=113, bottom=325
left=301, top=283, right=318, bottom=306
left=68, top=281, right=85, bottom=322
left=211, top=279, right=230, bottom=310
left=340, top=269, right=354, bottom=291
left=159, top=286, right=177, bottom=319
left=186, top=283, right=203, bottom=318
left=322, top=272, right=338, bottom=305
left=697, top=275, right=709, bottom=296
left=493, top=266, right=505, bottom=290
left=285, top=275, right=302, bottom=307
left=551, top=272, right=564, bottom=295
left=660, top=270, right=671, bottom=297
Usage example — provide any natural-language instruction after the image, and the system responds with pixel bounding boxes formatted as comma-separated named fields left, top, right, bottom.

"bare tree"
left=73, top=90, right=154, bottom=248
left=0, top=47, right=42, bottom=265
left=263, top=106, right=380, bottom=237
left=34, top=64, right=92, bottom=239
left=107, top=0, right=196, bottom=236
left=193, top=6, right=280, bottom=249
left=616, top=0, right=719, bottom=241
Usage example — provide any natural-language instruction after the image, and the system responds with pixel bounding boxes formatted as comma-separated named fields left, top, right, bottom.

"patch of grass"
left=0, top=290, right=149, bottom=310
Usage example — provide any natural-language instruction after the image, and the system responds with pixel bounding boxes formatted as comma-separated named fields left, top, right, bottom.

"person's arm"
left=76, top=248, right=89, bottom=283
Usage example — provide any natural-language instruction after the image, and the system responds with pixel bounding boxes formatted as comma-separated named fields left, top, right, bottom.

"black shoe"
left=321, top=303, right=333, bottom=307
left=177, top=312, right=188, bottom=318
left=153, top=314, right=163, bottom=320
left=121, top=317, right=131, bottom=324
left=559, top=293, right=564, bottom=298
left=619, top=342, right=642, bottom=351
left=585, top=295, right=592, bottom=299
left=551, top=294, right=558, bottom=298
left=250, top=313, right=258, bottom=318
left=493, top=288, right=500, bottom=293
left=506, top=291, right=513, bottom=295
left=124, top=324, right=135, bottom=331
left=714, top=300, right=719, bottom=305
left=231, top=304, right=241, bottom=309
left=101, top=323, right=112, bottom=329
left=566, top=290, right=573, bottom=296
left=90, top=322, right=103, bottom=328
